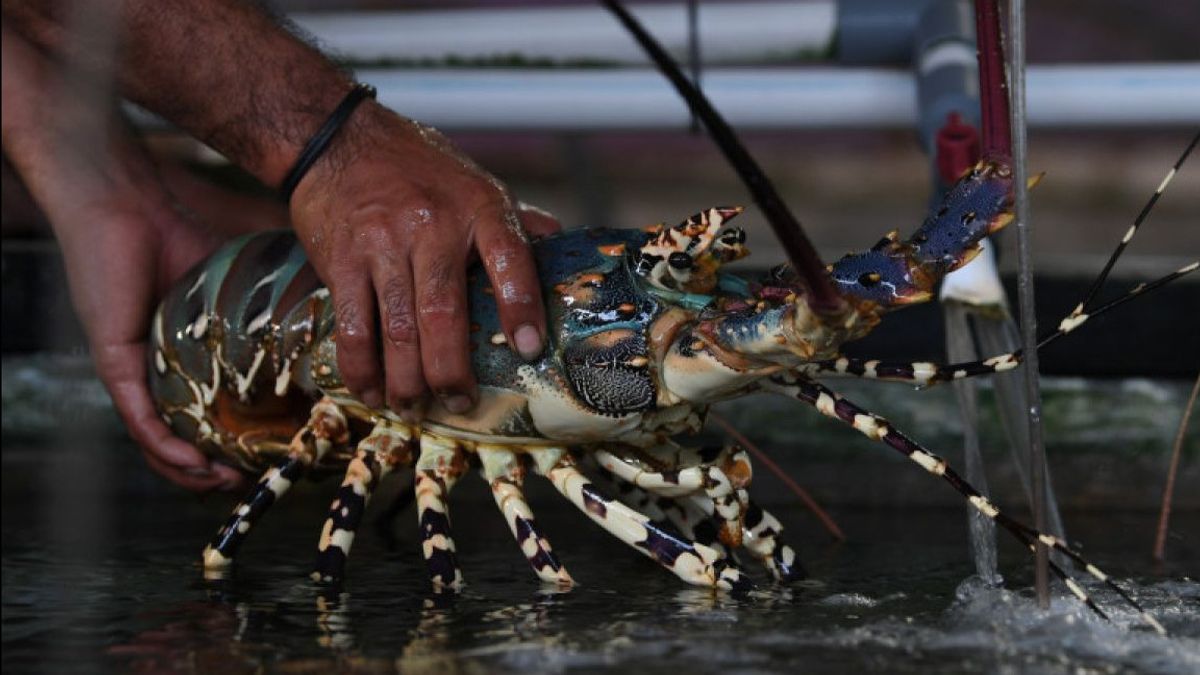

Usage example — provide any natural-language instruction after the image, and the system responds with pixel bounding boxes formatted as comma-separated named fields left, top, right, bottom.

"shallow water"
left=3, top=440, right=1198, bottom=674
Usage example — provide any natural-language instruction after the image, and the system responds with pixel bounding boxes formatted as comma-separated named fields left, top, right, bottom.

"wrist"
left=287, top=98, right=401, bottom=211
left=278, top=83, right=377, bottom=201
left=254, top=79, right=360, bottom=189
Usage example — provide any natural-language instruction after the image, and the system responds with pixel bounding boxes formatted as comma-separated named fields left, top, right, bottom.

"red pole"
left=974, top=0, right=1013, bottom=162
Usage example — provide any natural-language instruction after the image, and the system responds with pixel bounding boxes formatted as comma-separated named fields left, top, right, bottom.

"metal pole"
left=126, top=65, right=1200, bottom=133
left=291, top=2, right=838, bottom=66
left=1007, top=0, right=1051, bottom=609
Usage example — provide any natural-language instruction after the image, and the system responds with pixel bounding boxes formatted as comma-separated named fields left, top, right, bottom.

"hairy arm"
left=4, top=0, right=558, bottom=419
left=1, top=22, right=244, bottom=491
left=3, top=0, right=348, bottom=183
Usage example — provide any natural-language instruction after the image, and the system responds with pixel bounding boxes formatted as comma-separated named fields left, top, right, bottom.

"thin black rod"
left=1006, top=0, right=1051, bottom=609
left=686, top=0, right=701, bottom=134
left=601, top=0, right=846, bottom=315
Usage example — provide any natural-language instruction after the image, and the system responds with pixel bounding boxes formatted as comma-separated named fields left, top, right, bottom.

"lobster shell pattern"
left=151, top=220, right=787, bottom=592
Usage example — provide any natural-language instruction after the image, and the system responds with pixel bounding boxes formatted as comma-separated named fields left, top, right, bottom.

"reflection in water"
left=315, top=589, right=352, bottom=651
left=3, top=441, right=1199, bottom=674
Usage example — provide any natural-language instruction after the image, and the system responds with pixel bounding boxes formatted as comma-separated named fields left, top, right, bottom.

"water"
left=3, top=440, right=1198, bottom=674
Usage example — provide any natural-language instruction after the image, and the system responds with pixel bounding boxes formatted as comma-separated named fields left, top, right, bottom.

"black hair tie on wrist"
left=279, top=82, right=377, bottom=202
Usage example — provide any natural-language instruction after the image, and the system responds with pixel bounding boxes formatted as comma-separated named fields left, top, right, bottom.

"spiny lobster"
left=145, top=0, right=1195, bottom=635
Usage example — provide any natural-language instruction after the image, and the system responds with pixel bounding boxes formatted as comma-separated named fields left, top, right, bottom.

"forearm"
left=3, top=0, right=353, bottom=186
left=0, top=19, right=96, bottom=233
left=2, top=22, right=149, bottom=240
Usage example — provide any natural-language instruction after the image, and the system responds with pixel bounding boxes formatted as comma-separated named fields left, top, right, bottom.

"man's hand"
left=5, top=0, right=562, bottom=423
left=0, top=24, right=264, bottom=492
left=290, top=104, right=553, bottom=417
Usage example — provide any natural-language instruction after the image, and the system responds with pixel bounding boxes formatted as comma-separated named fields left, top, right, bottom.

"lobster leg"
left=594, top=445, right=749, bottom=549
left=477, top=446, right=573, bottom=586
left=414, top=433, right=468, bottom=591
left=741, top=499, right=806, bottom=582
left=312, top=423, right=416, bottom=583
left=764, top=373, right=1166, bottom=634
left=202, top=397, right=350, bottom=572
left=595, top=447, right=804, bottom=582
left=533, top=449, right=752, bottom=592
left=589, top=460, right=730, bottom=558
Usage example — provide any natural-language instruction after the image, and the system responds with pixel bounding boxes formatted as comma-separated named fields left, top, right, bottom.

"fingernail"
left=361, top=388, right=384, bottom=409
left=514, top=323, right=543, bottom=361
left=394, top=399, right=425, bottom=424
left=184, top=466, right=214, bottom=478
left=442, top=394, right=473, bottom=414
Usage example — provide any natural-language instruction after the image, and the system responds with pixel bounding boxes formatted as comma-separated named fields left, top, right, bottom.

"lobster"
left=145, top=1, right=1195, bottom=634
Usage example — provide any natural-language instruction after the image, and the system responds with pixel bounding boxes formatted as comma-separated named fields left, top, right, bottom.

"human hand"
left=0, top=25, right=269, bottom=493
left=289, top=102, right=560, bottom=418
left=61, top=190, right=249, bottom=493
left=52, top=159, right=285, bottom=493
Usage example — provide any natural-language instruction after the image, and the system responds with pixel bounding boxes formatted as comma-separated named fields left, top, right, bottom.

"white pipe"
left=292, top=2, right=838, bottom=65
left=356, top=64, right=1200, bottom=131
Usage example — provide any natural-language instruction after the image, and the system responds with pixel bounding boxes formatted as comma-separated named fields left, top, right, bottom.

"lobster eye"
left=668, top=252, right=693, bottom=270
left=858, top=272, right=882, bottom=288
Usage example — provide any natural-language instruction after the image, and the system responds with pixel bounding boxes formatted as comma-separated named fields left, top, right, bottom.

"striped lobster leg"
left=477, top=446, right=573, bottom=586
left=740, top=499, right=806, bottom=583
left=203, top=397, right=350, bottom=573
left=414, top=433, right=469, bottom=591
left=594, top=446, right=804, bottom=582
left=311, top=423, right=416, bottom=583
left=533, top=449, right=752, bottom=592
left=763, top=373, right=1166, bottom=634
left=594, top=444, right=750, bottom=549
left=589, top=459, right=729, bottom=559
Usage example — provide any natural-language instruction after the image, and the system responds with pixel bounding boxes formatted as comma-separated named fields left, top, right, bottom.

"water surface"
left=3, top=439, right=1198, bottom=674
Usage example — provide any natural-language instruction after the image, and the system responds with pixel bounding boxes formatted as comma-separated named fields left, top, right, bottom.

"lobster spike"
left=766, top=374, right=1166, bottom=634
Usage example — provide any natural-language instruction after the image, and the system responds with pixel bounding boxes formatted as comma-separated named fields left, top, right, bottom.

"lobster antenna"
left=600, top=0, right=846, bottom=316
left=1063, top=129, right=1199, bottom=325
left=772, top=375, right=1167, bottom=633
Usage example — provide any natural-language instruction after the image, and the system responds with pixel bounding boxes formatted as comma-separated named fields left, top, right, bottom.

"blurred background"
left=5, top=0, right=1198, bottom=370
left=3, top=0, right=1197, bottom=504
left=2, top=3, right=1198, bottom=671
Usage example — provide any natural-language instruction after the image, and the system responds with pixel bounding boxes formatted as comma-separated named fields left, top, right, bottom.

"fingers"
left=412, top=242, right=476, bottom=413
left=516, top=202, right=563, bottom=241
left=374, top=255, right=425, bottom=418
left=329, top=271, right=384, bottom=409
left=96, top=343, right=243, bottom=493
left=140, top=446, right=246, bottom=494
left=476, top=204, right=547, bottom=362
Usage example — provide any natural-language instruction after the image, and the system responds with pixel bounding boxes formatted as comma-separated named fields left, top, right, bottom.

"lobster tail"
left=829, top=159, right=1034, bottom=308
